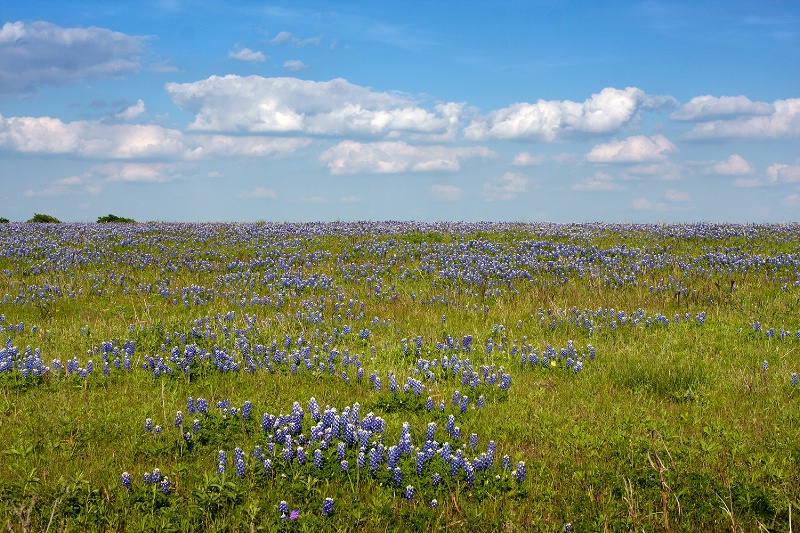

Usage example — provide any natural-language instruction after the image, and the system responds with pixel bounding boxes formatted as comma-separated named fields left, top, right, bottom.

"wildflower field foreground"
left=1, top=221, right=799, bottom=532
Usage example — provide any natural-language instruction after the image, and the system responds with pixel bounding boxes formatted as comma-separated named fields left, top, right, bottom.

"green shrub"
left=27, top=213, right=61, bottom=223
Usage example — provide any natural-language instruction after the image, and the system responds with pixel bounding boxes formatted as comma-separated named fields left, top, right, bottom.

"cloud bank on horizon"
left=0, top=1, right=798, bottom=223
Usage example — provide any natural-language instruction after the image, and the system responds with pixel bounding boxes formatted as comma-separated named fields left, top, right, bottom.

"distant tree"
left=97, top=214, right=136, bottom=223
left=27, top=213, right=61, bottom=223
left=0, top=217, right=9, bottom=223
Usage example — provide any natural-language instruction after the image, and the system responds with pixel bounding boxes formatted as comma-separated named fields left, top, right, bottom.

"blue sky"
left=1, top=0, right=799, bottom=222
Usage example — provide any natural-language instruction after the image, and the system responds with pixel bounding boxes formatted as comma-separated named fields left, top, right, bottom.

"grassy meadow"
left=1, top=221, right=799, bottom=532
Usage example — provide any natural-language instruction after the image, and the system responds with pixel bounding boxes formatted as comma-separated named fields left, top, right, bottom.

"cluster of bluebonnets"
left=133, top=392, right=526, bottom=509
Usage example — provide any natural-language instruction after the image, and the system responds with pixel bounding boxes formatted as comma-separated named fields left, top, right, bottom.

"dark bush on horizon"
left=27, top=213, right=61, bottom=223
left=97, top=214, right=136, bottom=223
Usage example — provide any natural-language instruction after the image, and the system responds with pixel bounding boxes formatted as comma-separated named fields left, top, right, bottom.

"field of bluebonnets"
left=2, top=220, right=800, bottom=532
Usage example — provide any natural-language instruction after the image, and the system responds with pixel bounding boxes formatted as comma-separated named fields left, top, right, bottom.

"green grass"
left=1, top=222, right=800, bottom=532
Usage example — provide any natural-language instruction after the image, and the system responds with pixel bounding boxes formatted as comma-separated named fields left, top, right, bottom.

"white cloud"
left=571, top=172, right=624, bottom=191
left=620, top=162, right=687, bottom=181
left=166, top=75, right=464, bottom=140
left=586, top=134, right=675, bottom=163
left=732, top=162, right=800, bottom=188
left=239, top=187, right=277, bottom=198
left=186, top=135, right=311, bottom=158
left=429, top=184, right=464, bottom=201
left=482, top=172, right=530, bottom=202
left=319, top=141, right=495, bottom=175
left=0, top=21, right=144, bottom=95
left=0, top=114, right=185, bottom=159
left=766, top=163, right=800, bottom=185
left=0, top=113, right=309, bottom=160
left=781, top=194, right=800, bottom=207
left=664, top=188, right=691, bottom=202
left=671, top=95, right=775, bottom=121
left=681, top=98, right=800, bottom=140
left=269, top=31, right=321, bottom=46
left=464, top=87, right=676, bottom=141
left=283, top=60, right=307, bottom=71
left=270, top=31, right=293, bottom=44
left=108, top=100, right=146, bottom=122
left=23, top=185, right=71, bottom=197
left=229, top=47, right=266, bottom=62
left=707, top=154, right=755, bottom=175
left=632, top=197, right=666, bottom=211
left=301, top=196, right=328, bottom=204
left=97, top=162, right=184, bottom=183
left=512, top=152, right=543, bottom=166
left=339, top=196, right=359, bottom=203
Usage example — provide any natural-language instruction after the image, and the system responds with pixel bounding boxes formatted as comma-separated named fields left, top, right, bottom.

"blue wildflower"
left=322, top=497, right=334, bottom=516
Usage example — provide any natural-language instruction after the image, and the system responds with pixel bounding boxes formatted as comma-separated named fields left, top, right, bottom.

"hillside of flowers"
left=1, top=221, right=799, bottom=531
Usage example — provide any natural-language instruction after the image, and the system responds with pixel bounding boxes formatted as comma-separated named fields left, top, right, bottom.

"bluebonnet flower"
left=501, top=455, right=511, bottom=469
left=357, top=451, right=366, bottom=469
left=564, top=524, right=573, bottom=533
left=513, top=461, right=526, bottom=482
left=431, top=472, right=442, bottom=486
left=187, top=397, right=195, bottom=415
left=121, top=471, right=131, bottom=489
left=426, top=422, right=437, bottom=441
left=426, top=396, right=434, bottom=411
left=763, top=360, right=769, bottom=371
left=279, top=500, right=289, bottom=514
left=464, top=462, right=475, bottom=486
left=322, top=497, right=334, bottom=516
left=151, top=468, right=162, bottom=483
left=154, top=425, right=162, bottom=435
left=793, top=373, right=799, bottom=386
left=392, top=466, right=403, bottom=485
left=192, top=419, right=200, bottom=433
left=174, top=411, right=183, bottom=428
left=143, top=472, right=152, bottom=484
left=430, top=499, right=438, bottom=508
left=242, top=401, right=252, bottom=420
left=235, top=458, right=246, bottom=478
left=404, top=485, right=415, bottom=501
left=217, top=450, right=227, bottom=475
left=314, top=448, right=323, bottom=469
left=469, top=433, right=478, bottom=449
left=460, top=395, right=468, bottom=414
left=340, top=460, right=349, bottom=472
left=263, top=459, right=273, bottom=474
left=296, top=446, right=306, bottom=465
left=196, top=397, right=209, bottom=414
left=144, top=418, right=153, bottom=433
left=159, top=476, right=170, bottom=494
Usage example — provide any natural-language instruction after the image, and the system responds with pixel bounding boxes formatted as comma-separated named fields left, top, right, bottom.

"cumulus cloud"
left=0, top=114, right=185, bottom=158
left=620, top=162, right=687, bottom=181
left=512, top=152, right=543, bottom=166
left=664, top=188, right=691, bottom=202
left=186, top=135, right=311, bottom=158
left=707, top=154, right=755, bottom=175
left=571, top=172, right=624, bottom=191
left=239, top=186, right=277, bottom=198
left=0, top=113, right=309, bottom=160
left=671, top=95, right=775, bottom=121
left=0, top=20, right=144, bottom=95
left=767, top=163, right=800, bottom=185
left=166, top=75, right=464, bottom=140
left=464, top=87, right=676, bottom=141
left=107, top=100, right=147, bottom=123
left=681, top=98, right=800, bottom=140
left=229, top=47, right=266, bottom=62
left=97, top=162, right=184, bottom=183
left=319, top=140, right=496, bottom=175
left=482, top=172, right=530, bottom=202
left=429, top=184, right=464, bottom=201
left=632, top=197, right=666, bottom=211
left=282, top=60, right=307, bottom=71
left=731, top=162, right=800, bottom=188
left=270, top=31, right=321, bottom=46
left=586, top=134, right=675, bottom=163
